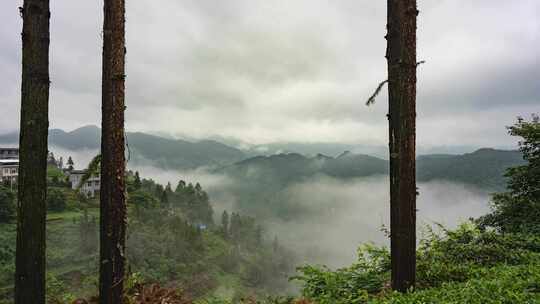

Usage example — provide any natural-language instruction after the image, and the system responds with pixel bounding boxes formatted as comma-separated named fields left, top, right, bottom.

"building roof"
left=69, top=169, right=87, bottom=174
left=0, top=159, right=19, bottom=165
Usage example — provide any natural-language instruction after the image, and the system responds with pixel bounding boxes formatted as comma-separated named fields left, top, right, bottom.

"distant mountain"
left=126, top=132, right=246, bottom=169
left=221, top=148, right=524, bottom=191
left=227, top=142, right=484, bottom=159
left=0, top=126, right=246, bottom=170
left=0, top=126, right=525, bottom=186
left=222, top=152, right=388, bottom=186
left=249, top=142, right=389, bottom=158
left=49, top=125, right=101, bottom=149
left=416, top=148, right=524, bottom=190
left=212, top=148, right=523, bottom=221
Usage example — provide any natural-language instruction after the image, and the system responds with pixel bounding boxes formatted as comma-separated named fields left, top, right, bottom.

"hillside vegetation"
left=0, top=167, right=294, bottom=303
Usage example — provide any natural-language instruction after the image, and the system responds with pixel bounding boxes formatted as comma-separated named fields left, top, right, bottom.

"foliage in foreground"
left=292, top=224, right=540, bottom=304
left=477, top=114, right=540, bottom=234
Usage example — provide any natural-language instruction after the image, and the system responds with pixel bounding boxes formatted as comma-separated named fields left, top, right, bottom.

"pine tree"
left=175, top=180, right=186, bottom=193
left=133, top=171, right=141, bottom=190
left=222, top=210, right=229, bottom=238
left=386, top=0, right=418, bottom=292
left=160, top=190, right=168, bottom=205
left=99, top=0, right=127, bottom=301
left=15, top=1, right=50, bottom=302
left=67, top=156, right=74, bottom=171
left=47, top=151, right=56, bottom=166
left=272, top=236, right=279, bottom=253
left=255, top=225, right=263, bottom=246
left=165, top=182, right=173, bottom=194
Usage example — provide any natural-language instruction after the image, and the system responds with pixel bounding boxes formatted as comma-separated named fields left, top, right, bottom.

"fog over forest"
left=43, top=145, right=491, bottom=269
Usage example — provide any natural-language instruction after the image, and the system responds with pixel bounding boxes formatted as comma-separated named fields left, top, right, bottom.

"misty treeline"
left=1, top=168, right=295, bottom=302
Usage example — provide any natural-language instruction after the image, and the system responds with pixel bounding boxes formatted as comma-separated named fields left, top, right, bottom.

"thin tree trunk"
left=386, top=0, right=417, bottom=292
left=15, top=1, right=50, bottom=303
left=99, top=0, right=126, bottom=302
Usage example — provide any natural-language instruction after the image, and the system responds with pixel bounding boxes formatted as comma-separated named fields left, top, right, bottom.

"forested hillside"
left=0, top=166, right=294, bottom=303
left=222, top=148, right=523, bottom=191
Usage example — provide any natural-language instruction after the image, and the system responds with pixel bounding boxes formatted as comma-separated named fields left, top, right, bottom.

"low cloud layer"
left=40, top=147, right=492, bottom=269
left=259, top=176, right=490, bottom=268
left=1, top=1, right=538, bottom=149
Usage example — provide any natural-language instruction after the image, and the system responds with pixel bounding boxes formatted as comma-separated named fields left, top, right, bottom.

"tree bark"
left=100, top=0, right=127, bottom=302
left=386, top=0, right=417, bottom=292
left=15, top=1, right=50, bottom=303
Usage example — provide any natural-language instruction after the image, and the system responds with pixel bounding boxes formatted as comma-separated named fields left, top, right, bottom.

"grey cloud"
left=0, top=0, right=538, bottom=147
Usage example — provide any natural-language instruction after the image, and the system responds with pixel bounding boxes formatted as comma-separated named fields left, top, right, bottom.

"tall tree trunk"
left=386, top=0, right=417, bottom=292
left=15, top=1, right=50, bottom=303
left=100, top=0, right=126, bottom=302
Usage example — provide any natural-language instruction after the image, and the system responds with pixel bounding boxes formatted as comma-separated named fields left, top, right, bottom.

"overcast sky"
left=0, top=1, right=538, bottom=149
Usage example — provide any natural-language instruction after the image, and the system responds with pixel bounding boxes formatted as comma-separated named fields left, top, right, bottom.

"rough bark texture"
left=386, top=0, right=417, bottom=292
left=100, top=0, right=127, bottom=302
left=15, top=1, right=50, bottom=303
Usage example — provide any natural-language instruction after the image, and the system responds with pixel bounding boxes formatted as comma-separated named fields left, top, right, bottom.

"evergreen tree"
left=165, top=182, right=173, bottom=194
left=15, top=0, right=50, bottom=302
left=99, top=0, right=127, bottom=301
left=47, top=151, right=56, bottom=166
left=222, top=210, right=229, bottom=238
left=255, top=225, right=263, bottom=246
left=230, top=212, right=241, bottom=242
left=478, top=115, right=540, bottom=233
left=154, top=184, right=164, bottom=197
left=160, top=190, right=169, bottom=205
left=133, top=171, right=142, bottom=190
left=386, top=0, right=418, bottom=292
left=186, top=183, right=195, bottom=196
left=67, top=156, right=75, bottom=171
left=175, top=180, right=186, bottom=193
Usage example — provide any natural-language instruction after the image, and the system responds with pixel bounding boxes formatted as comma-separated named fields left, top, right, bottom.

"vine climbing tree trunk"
left=100, top=0, right=127, bottom=302
left=386, top=0, right=418, bottom=292
left=15, top=1, right=50, bottom=303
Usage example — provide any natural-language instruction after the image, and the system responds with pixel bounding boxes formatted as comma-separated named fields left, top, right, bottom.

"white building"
left=68, top=170, right=100, bottom=198
left=0, top=159, right=19, bottom=185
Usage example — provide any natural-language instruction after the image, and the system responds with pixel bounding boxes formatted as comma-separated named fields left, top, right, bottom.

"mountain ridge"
left=0, top=125, right=246, bottom=169
left=222, top=148, right=524, bottom=191
left=0, top=126, right=523, bottom=187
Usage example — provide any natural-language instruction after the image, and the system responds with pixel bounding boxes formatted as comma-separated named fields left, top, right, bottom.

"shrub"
left=293, top=223, right=540, bottom=304
left=0, top=186, right=15, bottom=223
left=47, top=187, right=67, bottom=212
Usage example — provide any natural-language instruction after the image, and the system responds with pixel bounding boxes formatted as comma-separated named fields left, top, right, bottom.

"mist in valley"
left=139, top=166, right=491, bottom=269
left=78, top=147, right=493, bottom=271
left=263, top=176, right=490, bottom=268
left=45, top=146, right=491, bottom=270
